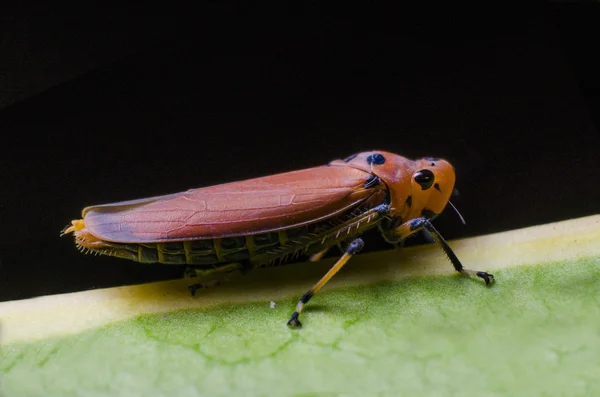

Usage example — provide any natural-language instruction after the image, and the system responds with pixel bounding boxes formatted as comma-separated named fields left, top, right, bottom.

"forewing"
left=83, top=165, right=380, bottom=242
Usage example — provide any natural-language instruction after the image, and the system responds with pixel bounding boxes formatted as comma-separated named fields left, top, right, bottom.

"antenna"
left=448, top=200, right=466, bottom=225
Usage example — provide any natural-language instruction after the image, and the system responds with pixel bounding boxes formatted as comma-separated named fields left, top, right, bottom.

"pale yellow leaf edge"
left=1, top=215, right=599, bottom=345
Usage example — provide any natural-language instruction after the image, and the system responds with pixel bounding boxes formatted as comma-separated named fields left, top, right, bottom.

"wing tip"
left=60, top=219, right=85, bottom=236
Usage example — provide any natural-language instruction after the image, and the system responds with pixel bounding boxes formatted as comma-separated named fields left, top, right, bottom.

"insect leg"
left=287, top=238, right=365, bottom=328
left=188, top=279, right=222, bottom=295
left=309, top=248, right=330, bottom=262
left=395, top=217, right=494, bottom=285
left=187, top=262, right=245, bottom=296
left=420, top=229, right=436, bottom=244
left=183, top=266, right=199, bottom=278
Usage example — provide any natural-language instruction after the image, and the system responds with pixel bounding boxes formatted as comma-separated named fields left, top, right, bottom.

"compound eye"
left=414, top=169, right=435, bottom=190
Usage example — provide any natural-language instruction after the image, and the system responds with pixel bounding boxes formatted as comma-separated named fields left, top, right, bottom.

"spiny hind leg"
left=396, top=217, right=494, bottom=284
left=287, top=238, right=365, bottom=328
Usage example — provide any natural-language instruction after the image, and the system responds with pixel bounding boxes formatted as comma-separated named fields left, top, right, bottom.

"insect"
left=62, top=150, right=494, bottom=327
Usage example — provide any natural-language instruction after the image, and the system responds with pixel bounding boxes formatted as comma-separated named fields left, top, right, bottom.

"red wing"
left=82, top=164, right=381, bottom=243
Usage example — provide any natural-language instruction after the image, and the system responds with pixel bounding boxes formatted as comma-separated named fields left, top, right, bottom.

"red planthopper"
left=62, top=151, right=494, bottom=327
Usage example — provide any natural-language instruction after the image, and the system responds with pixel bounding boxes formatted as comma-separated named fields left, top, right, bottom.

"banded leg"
left=395, top=217, right=494, bottom=285
left=287, top=238, right=365, bottom=328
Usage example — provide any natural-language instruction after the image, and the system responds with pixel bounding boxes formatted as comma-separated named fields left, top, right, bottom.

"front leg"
left=387, top=217, right=494, bottom=285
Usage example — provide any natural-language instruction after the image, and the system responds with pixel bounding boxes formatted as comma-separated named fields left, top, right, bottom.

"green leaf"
left=2, top=215, right=599, bottom=396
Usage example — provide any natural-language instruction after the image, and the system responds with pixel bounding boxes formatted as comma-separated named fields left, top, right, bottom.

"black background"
left=1, top=3, right=599, bottom=301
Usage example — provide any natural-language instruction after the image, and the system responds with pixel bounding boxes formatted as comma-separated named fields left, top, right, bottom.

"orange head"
left=340, top=151, right=456, bottom=220
left=408, top=157, right=456, bottom=217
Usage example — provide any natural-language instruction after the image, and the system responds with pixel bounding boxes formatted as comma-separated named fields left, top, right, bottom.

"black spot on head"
left=434, top=183, right=441, bottom=192
left=366, top=153, right=386, bottom=165
left=364, top=175, right=380, bottom=189
left=405, top=195, right=412, bottom=208
left=414, top=169, right=435, bottom=190
left=344, top=153, right=358, bottom=162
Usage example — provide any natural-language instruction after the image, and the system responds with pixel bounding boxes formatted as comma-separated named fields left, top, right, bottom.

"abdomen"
left=75, top=203, right=383, bottom=270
